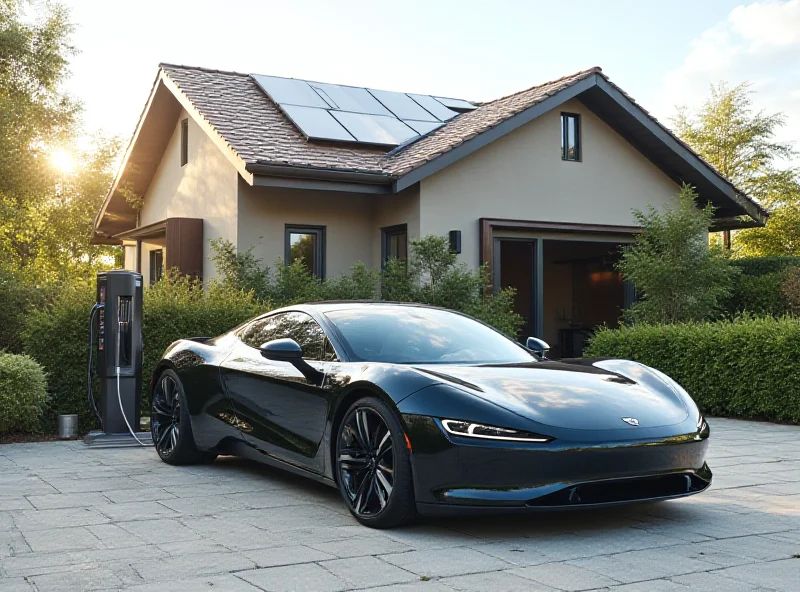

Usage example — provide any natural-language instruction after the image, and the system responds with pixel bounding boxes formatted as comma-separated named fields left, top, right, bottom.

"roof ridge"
left=158, top=62, right=252, bottom=77
left=482, top=66, right=602, bottom=106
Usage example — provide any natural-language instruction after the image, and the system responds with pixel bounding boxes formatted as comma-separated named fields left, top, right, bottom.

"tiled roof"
left=161, top=64, right=389, bottom=175
left=381, top=67, right=601, bottom=176
left=160, top=63, right=599, bottom=178
left=160, top=63, right=766, bottom=221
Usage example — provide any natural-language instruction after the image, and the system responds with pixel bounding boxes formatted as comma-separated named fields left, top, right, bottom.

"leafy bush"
left=211, top=235, right=523, bottom=337
left=380, top=235, right=523, bottom=337
left=722, top=256, right=800, bottom=316
left=730, top=256, right=800, bottom=277
left=141, top=274, right=266, bottom=405
left=0, top=352, right=48, bottom=434
left=724, top=272, right=790, bottom=316
left=23, top=283, right=98, bottom=431
left=24, top=275, right=265, bottom=433
left=0, top=266, right=41, bottom=354
left=782, top=267, right=800, bottom=314
left=585, top=317, right=800, bottom=423
left=619, top=184, right=737, bottom=324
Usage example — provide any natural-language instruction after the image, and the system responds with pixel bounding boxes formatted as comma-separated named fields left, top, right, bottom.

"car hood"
left=412, top=361, right=689, bottom=430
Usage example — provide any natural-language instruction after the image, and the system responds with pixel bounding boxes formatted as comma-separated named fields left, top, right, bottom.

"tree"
left=672, top=82, right=800, bottom=256
left=619, top=184, right=738, bottom=324
left=0, top=1, right=118, bottom=283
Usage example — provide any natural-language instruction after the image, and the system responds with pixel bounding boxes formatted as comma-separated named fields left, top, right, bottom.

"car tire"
left=151, top=369, right=213, bottom=465
left=335, top=396, right=416, bottom=528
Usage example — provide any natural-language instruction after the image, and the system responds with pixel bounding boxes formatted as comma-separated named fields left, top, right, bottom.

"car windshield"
left=324, top=306, right=534, bottom=364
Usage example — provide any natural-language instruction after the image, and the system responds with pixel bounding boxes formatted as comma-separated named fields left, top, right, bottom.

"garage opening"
left=496, top=237, right=634, bottom=358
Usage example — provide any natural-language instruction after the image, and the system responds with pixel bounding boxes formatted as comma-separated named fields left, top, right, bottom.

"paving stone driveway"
left=1, top=418, right=799, bottom=592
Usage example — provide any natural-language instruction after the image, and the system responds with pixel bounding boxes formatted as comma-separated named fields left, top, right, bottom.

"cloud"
left=649, top=0, right=800, bottom=163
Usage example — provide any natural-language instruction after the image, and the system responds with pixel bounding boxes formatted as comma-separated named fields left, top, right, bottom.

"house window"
left=381, top=224, right=408, bottom=265
left=180, top=119, right=188, bottom=167
left=285, top=225, right=325, bottom=277
left=149, top=249, right=164, bottom=285
left=561, top=113, right=581, bottom=161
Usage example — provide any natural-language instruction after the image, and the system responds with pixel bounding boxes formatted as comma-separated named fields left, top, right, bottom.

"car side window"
left=239, top=314, right=284, bottom=349
left=240, top=312, right=337, bottom=362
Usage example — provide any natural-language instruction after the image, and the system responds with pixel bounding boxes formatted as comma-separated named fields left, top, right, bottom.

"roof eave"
left=247, top=162, right=393, bottom=194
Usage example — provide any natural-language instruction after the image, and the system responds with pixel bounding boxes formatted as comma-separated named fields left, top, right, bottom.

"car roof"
left=293, top=300, right=445, bottom=314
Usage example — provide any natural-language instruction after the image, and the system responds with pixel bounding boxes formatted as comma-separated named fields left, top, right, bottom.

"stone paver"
left=0, top=418, right=798, bottom=591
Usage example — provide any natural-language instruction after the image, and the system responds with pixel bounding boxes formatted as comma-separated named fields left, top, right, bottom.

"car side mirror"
left=526, top=336, right=550, bottom=359
left=259, top=338, right=324, bottom=385
left=260, top=338, right=303, bottom=362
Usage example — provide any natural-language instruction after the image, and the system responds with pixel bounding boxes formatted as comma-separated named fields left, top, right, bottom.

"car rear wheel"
left=336, top=397, right=416, bottom=528
left=151, top=369, right=217, bottom=465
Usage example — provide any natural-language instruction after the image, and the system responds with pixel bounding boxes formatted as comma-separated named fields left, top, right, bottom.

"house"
left=92, top=64, right=767, bottom=356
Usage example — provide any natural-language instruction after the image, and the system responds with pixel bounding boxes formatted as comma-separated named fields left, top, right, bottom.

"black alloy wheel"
left=151, top=369, right=216, bottom=465
left=336, top=397, right=416, bottom=528
left=152, top=372, right=181, bottom=456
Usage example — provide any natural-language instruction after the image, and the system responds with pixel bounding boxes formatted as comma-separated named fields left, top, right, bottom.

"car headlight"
left=440, top=419, right=553, bottom=442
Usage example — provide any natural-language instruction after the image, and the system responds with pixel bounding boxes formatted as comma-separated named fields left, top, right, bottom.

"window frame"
left=284, top=225, right=326, bottom=278
left=238, top=310, right=339, bottom=362
left=560, top=112, right=581, bottom=162
left=149, top=249, right=164, bottom=285
left=180, top=118, right=189, bottom=167
left=380, top=223, right=408, bottom=266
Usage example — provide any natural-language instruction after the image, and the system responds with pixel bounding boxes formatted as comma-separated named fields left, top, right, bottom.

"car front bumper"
left=401, top=414, right=711, bottom=514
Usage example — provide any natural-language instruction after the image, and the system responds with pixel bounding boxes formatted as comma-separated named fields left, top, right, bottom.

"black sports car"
left=150, top=302, right=711, bottom=528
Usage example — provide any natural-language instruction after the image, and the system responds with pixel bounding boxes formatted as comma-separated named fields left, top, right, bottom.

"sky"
left=60, top=0, right=800, bottom=160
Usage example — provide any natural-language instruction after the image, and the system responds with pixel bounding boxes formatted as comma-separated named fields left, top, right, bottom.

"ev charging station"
left=86, top=270, right=152, bottom=448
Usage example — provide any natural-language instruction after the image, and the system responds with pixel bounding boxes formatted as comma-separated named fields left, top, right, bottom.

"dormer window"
left=561, top=113, right=581, bottom=161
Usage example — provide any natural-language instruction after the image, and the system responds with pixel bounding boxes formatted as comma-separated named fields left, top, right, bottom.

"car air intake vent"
left=526, top=472, right=709, bottom=507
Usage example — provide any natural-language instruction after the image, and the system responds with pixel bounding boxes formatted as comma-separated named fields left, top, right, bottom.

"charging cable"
left=117, top=314, right=147, bottom=447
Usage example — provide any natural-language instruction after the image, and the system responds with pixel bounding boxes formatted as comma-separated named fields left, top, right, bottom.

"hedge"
left=0, top=352, right=48, bottom=434
left=730, top=256, right=800, bottom=277
left=723, top=257, right=800, bottom=317
left=23, top=277, right=264, bottom=433
left=585, top=317, right=800, bottom=423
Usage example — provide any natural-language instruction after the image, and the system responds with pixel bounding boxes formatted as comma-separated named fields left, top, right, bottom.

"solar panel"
left=367, top=89, right=440, bottom=122
left=309, top=82, right=392, bottom=116
left=330, top=111, right=417, bottom=145
left=251, top=74, right=331, bottom=108
left=402, top=120, right=444, bottom=135
left=252, top=73, right=470, bottom=146
left=281, top=105, right=355, bottom=142
left=408, top=94, right=458, bottom=121
left=435, top=96, right=477, bottom=111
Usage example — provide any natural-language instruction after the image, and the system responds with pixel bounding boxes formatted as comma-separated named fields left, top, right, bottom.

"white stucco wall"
left=138, top=109, right=239, bottom=280
left=237, top=180, right=377, bottom=278
left=418, top=98, right=682, bottom=268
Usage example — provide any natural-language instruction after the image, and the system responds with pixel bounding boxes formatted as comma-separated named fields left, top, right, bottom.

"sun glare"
left=50, top=149, right=75, bottom=174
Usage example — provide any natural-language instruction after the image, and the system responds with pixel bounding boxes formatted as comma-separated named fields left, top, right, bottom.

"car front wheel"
left=335, top=397, right=416, bottom=528
left=151, top=369, right=216, bottom=465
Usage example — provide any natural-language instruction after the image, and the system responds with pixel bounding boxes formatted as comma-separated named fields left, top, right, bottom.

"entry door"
left=494, top=238, right=542, bottom=340
left=220, top=311, right=335, bottom=473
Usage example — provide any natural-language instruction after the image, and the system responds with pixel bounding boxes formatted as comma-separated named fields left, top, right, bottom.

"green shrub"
left=585, top=317, right=800, bottom=423
left=0, top=266, right=41, bottom=354
left=24, top=275, right=265, bottom=433
left=141, top=274, right=266, bottom=406
left=731, top=256, right=800, bottom=277
left=722, top=257, right=800, bottom=317
left=725, top=272, right=789, bottom=316
left=211, top=236, right=523, bottom=337
left=0, top=352, right=48, bottom=434
left=23, top=282, right=98, bottom=432
left=619, top=184, right=737, bottom=324
left=782, top=267, right=800, bottom=314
